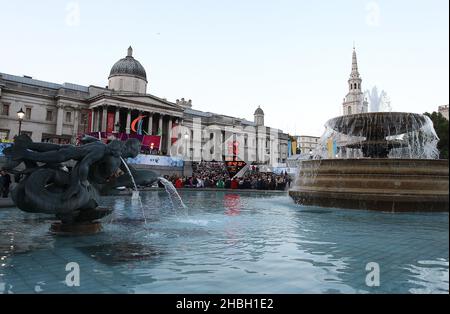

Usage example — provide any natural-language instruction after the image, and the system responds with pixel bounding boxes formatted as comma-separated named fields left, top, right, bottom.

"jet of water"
left=365, top=86, right=392, bottom=112
left=120, top=157, right=147, bottom=224
left=158, top=177, right=187, bottom=210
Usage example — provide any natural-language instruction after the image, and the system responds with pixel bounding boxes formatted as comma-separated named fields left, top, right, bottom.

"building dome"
left=254, top=106, right=264, bottom=115
left=109, top=46, right=147, bottom=81
left=108, top=46, right=148, bottom=94
left=254, top=106, right=264, bottom=126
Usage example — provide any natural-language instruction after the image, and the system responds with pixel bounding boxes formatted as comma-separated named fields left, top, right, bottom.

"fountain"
left=289, top=112, right=449, bottom=212
left=2, top=134, right=159, bottom=235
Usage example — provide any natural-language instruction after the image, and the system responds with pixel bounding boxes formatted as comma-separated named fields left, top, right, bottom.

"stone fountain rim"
left=325, top=111, right=429, bottom=136
left=299, top=158, right=449, bottom=164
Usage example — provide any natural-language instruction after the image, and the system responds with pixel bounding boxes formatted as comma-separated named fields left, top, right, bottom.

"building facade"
left=342, top=48, right=368, bottom=116
left=295, top=135, right=320, bottom=154
left=0, top=47, right=288, bottom=165
left=438, top=105, right=449, bottom=120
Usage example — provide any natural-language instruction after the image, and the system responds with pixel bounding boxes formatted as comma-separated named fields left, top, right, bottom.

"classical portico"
left=88, top=94, right=183, bottom=154
left=85, top=47, right=184, bottom=155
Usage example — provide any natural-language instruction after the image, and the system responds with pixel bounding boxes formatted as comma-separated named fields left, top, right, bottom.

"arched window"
left=358, top=83, right=361, bottom=89
left=354, top=83, right=357, bottom=90
left=348, top=106, right=352, bottom=115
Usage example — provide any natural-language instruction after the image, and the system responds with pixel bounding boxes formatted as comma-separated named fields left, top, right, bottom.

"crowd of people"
left=165, top=161, right=292, bottom=190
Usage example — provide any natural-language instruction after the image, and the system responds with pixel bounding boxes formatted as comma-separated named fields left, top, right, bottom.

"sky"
left=0, top=0, right=448, bottom=136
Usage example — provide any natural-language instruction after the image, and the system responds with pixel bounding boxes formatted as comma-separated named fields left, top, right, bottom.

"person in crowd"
left=175, top=176, right=184, bottom=189
left=0, top=170, right=11, bottom=198
left=216, top=177, right=225, bottom=188
left=196, top=177, right=204, bottom=188
left=230, top=178, right=239, bottom=189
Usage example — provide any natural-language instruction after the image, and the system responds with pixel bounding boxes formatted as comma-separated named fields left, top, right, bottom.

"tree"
left=424, top=111, right=449, bottom=159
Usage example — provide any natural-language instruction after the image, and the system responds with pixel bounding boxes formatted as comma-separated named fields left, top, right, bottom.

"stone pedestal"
left=50, top=207, right=112, bottom=236
left=50, top=221, right=103, bottom=236
left=289, top=159, right=449, bottom=212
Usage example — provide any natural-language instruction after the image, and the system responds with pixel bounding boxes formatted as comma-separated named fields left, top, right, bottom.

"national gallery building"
left=0, top=47, right=288, bottom=164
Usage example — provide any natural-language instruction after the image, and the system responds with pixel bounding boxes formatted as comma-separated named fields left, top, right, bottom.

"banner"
left=127, top=154, right=184, bottom=168
left=142, top=135, right=162, bottom=150
left=171, top=122, right=178, bottom=145
left=225, top=160, right=246, bottom=177
left=106, top=112, right=115, bottom=133
left=291, top=140, right=297, bottom=155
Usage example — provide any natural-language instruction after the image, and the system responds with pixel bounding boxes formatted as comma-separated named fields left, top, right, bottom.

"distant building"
left=342, top=47, right=368, bottom=115
left=295, top=135, right=320, bottom=154
left=0, top=46, right=288, bottom=164
left=438, top=105, right=449, bottom=120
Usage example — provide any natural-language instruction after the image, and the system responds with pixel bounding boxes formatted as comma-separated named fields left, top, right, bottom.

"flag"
left=292, top=140, right=297, bottom=155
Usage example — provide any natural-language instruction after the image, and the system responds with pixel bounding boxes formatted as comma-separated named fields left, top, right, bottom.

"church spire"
left=342, top=46, right=368, bottom=115
left=351, top=47, right=360, bottom=78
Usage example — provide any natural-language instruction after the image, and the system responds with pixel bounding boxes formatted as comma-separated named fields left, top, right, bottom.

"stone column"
left=158, top=114, right=163, bottom=134
left=147, top=112, right=153, bottom=135
left=73, top=109, right=79, bottom=136
left=125, top=109, right=131, bottom=134
left=94, top=108, right=100, bottom=132
left=101, top=106, right=108, bottom=132
left=167, top=117, right=173, bottom=156
left=158, top=114, right=164, bottom=152
left=114, top=107, right=120, bottom=132
left=56, top=103, right=64, bottom=135
left=90, top=108, right=95, bottom=132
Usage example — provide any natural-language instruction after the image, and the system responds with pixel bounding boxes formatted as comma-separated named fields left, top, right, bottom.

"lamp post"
left=17, top=108, right=25, bottom=136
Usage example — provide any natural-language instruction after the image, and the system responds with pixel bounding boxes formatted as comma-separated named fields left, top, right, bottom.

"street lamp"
left=17, top=108, right=25, bottom=135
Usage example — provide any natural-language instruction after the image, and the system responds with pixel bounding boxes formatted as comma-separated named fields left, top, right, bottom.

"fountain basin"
left=289, top=159, right=449, bottom=212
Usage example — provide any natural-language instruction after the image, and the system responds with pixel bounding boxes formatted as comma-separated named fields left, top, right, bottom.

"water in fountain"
left=365, top=86, right=392, bottom=112
left=312, top=112, right=440, bottom=160
left=158, top=177, right=187, bottom=210
left=120, top=157, right=147, bottom=224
